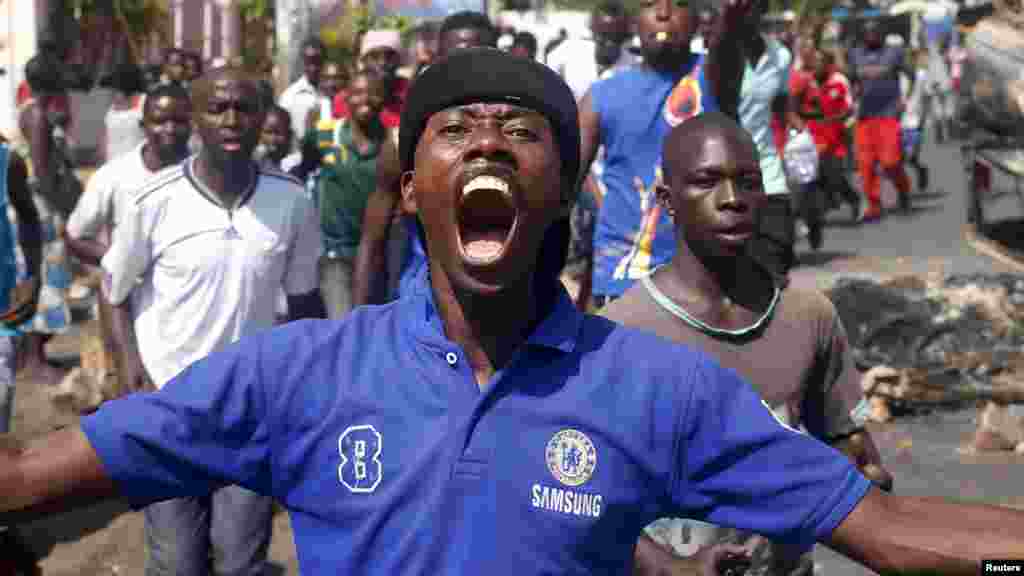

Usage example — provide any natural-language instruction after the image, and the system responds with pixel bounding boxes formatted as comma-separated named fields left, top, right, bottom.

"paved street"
left=791, top=133, right=1023, bottom=288
left=795, top=134, right=1024, bottom=575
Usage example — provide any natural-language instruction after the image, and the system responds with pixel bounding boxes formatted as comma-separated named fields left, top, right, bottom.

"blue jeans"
left=0, top=336, right=16, bottom=435
left=143, top=485, right=272, bottom=576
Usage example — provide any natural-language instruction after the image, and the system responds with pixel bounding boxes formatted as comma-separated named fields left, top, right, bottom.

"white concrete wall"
left=1, top=0, right=38, bottom=139
left=495, top=9, right=590, bottom=61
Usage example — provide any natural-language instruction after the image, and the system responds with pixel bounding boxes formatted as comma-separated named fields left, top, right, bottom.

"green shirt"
left=310, top=119, right=383, bottom=260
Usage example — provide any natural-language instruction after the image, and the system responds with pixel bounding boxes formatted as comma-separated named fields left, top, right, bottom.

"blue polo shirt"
left=80, top=268, right=870, bottom=574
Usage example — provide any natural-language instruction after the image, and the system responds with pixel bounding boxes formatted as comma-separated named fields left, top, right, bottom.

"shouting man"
left=1, top=49, right=1023, bottom=576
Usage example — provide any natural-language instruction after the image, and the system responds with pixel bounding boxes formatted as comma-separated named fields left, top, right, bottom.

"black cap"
left=399, top=47, right=581, bottom=198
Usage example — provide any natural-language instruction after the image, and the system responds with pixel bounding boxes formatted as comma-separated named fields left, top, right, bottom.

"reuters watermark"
left=983, top=560, right=1024, bottom=573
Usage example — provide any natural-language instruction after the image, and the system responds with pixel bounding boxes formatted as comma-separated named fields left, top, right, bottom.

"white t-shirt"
left=278, top=76, right=320, bottom=147
left=104, top=106, right=145, bottom=162
left=67, top=142, right=155, bottom=245
left=101, top=157, right=321, bottom=387
left=546, top=38, right=638, bottom=101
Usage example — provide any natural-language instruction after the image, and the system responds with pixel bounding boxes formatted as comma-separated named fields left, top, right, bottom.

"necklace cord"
left=641, top=266, right=781, bottom=338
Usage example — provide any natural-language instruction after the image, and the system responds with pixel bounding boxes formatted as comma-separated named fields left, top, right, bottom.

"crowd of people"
left=0, top=2, right=1008, bottom=576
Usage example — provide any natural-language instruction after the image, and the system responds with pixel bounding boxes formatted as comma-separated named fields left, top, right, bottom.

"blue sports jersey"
left=590, top=58, right=717, bottom=298
left=0, top=145, right=16, bottom=313
left=81, top=268, right=870, bottom=574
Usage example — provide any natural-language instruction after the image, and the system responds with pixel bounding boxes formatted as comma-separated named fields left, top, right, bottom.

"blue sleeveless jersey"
left=590, top=57, right=716, bottom=298
left=0, top=145, right=19, bottom=313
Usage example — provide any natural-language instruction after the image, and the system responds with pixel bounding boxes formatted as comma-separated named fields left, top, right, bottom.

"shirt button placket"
left=445, top=352, right=458, bottom=367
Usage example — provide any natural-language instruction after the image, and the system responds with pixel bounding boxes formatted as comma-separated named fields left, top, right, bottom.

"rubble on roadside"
left=828, top=274, right=1024, bottom=451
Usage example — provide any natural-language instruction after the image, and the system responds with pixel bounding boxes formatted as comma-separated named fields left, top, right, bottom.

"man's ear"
left=400, top=171, right=417, bottom=215
left=655, top=183, right=675, bottom=217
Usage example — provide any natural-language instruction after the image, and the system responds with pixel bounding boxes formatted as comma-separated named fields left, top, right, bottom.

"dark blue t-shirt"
left=81, top=269, right=870, bottom=574
left=849, top=45, right=905, bottom=119
left=590, top=59, right=717, bottom=298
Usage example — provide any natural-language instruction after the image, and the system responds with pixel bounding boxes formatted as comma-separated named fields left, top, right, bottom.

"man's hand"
left=718, top=0, right=756, bottom=33
left=635, top=538, right=752, bottom=576
left=690, top=543, right=752, bottom=576
left=0, top=277, right=39, bottom=328
left=583, top=174, right=603, bottom=211
left=833, top=430, right=894, bottom=493
left=118, top=352, right=151, bottom=394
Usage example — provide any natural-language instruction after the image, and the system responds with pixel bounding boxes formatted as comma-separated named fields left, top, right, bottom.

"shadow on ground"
left=794, top=250, right=858, bottom=267
left=913, top=188, right=950, bottom=201
left=823, top=201, right=945, bottom=229
left=19, top=501, right=290, bottom=576
left=20, top=500, right=133, bottom=562
left=981, top=218, right=1024, bottom=253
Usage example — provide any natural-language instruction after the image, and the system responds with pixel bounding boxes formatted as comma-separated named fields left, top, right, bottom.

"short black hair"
left=186, top=51, right=204, bottom=72
left=661, top=112, right=756, bottom=186
left=439, top=11, right=497, bottom=46
left=24, top=54, right=63, bottom=93
left=512, top=31, right=538, bottom=57
left=107, top=61, right=146, bottom=95
left=415, top=21, right=440, bottom=40
left=164, top=47, right=187, bottom=62
left=142, top=82, right=190, bottom=118
left=593, top=0, right=627, bottom=19
left=302, top=36, right=326, bottom=54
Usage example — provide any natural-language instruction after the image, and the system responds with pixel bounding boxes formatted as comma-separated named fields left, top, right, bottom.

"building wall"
left=0, top=0, right=38, bottom=139
left=172, top=0, right=246, bottom=62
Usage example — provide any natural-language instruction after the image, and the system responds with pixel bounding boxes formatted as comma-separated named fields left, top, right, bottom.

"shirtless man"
left=602, top=112, right=893, bottom=575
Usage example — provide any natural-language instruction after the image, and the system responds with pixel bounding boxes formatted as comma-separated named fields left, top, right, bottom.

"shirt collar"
left=406, top=264, right=582, bottom=354
left=749, top=37, right=785, bottom=73
left=293, top=75, right=317, bottom=94
left=335, top=119, right=382, bottom=160
left=183, top=155, right=258, bottom=211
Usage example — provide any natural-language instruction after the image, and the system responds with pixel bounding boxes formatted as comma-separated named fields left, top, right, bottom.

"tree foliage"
left=539, top=0, right=838, bottom=19
left=320, top=5, right=416, bottom=68
left=66, top=0, right=170, bottom=62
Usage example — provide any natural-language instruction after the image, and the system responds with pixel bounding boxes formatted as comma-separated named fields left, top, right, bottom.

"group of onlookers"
left=0, top=2, right=964, bottom=573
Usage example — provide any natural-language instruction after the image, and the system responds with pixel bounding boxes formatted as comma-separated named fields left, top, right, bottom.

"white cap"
left=361, top=29, right=403, bottom=57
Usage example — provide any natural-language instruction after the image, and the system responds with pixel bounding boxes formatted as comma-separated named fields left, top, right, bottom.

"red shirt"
left=17, top=81, right=71, bottom=116
left=789, top=67, right=852, bottom=157
left=333, top=77, right=409, bottom=129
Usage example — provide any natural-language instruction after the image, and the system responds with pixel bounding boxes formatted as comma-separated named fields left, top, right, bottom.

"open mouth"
left=220, top=133, right=244, bottom=152
left=651, top=31, right=673, bottom=43
left=457, top=174, right=518, bottom=265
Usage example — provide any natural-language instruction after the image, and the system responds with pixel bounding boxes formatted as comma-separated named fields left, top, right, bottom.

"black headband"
left=398, top=47, right=580, bottom=196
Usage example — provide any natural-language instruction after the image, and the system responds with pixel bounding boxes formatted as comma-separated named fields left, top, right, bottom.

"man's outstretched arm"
left=0, top=427, right=119, bottom=526
left=828, top=487, right=1024, bottom=574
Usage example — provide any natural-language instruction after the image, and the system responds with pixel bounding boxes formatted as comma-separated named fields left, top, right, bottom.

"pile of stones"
left=828, top=274, right=1024, bottom=422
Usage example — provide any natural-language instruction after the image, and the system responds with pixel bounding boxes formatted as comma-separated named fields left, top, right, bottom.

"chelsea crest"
left=546, top=429, right=597, bottom=487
